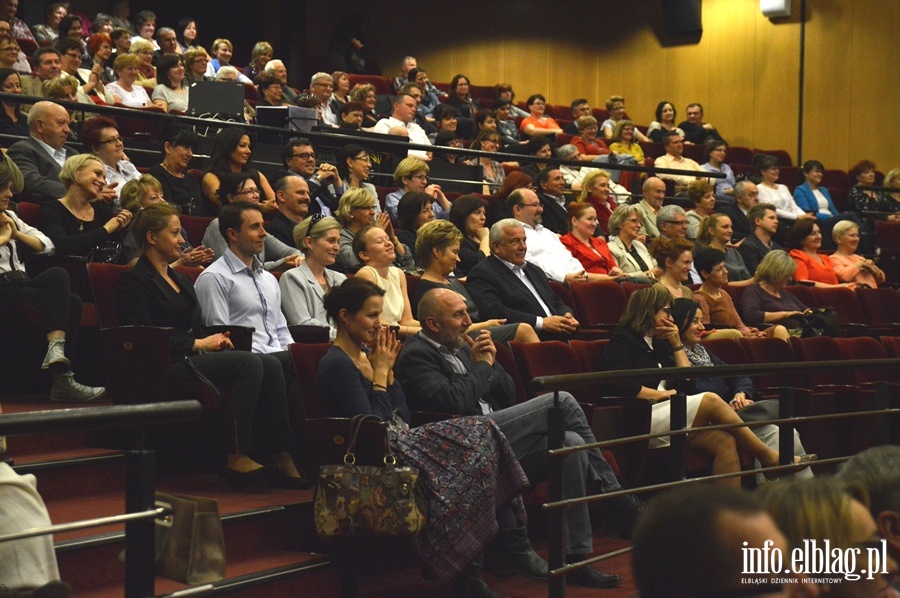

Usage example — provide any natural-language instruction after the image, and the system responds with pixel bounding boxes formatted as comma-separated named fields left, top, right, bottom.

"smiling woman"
left=82, top=116, right=140, bottom=211
left=201, top=127, right=275, bottom=213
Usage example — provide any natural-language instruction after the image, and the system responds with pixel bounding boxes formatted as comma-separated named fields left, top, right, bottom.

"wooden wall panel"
left=305, top=0, right=897, bottom=170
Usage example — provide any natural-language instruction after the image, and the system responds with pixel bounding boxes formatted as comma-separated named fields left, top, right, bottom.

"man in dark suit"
left=395, top=287, right=640, bottom=589
left=718, top=180, right=759, bottom=243
left=7, top=101, right=78, bottom=202
left=466, top=218, right=579, bottom=341
left=267, top=176, right=311, bottom=248
left=738, top=202, right=782, bottom=276
left=533, top=167, right=570, bottom=234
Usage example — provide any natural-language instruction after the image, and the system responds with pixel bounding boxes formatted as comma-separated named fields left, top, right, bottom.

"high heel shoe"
left=764, top=454, right=818, bottom=481
left=220, top=465, right=271, bottom=490
left=268, top=468, right=312, bottom=490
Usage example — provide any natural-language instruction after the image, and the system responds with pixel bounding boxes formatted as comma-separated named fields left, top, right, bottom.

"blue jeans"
left=489, top=392, right=620, bottom=554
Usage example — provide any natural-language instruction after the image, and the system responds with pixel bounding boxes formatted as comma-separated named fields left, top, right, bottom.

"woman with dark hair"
left=793, top=159, right=861, bottom=244
left=468, top=129, right=506, bottom=194
left=446, top=74, right=478, bottom=120
left=82, top=116, right=140, bottom=211
left=176, top=18, right=198, bottom=52
left=201, top=127, right=275, bottom=212
left=0, top=161, right=104, bottom=402
left=848, top=159, right=893, bottom=219
left=336, top=144, right=379, bottom=210
left=117, top=202, right=307, bottom=490
left=560, top=202, right=624, bottom=280
left=0, top=68, right=27, bottom=136
left=32, top=3, right=68, bottom=44
left=432, top=130, right=462, bottom=164
left=519, top=93, right=562, bottom=139
left=448, top=194, right=489, bottom=276
left=648, top=236, right=696, bottom=299
left=255, top=72, right=288, bottom=107
left=685, top=179, right=717, bottom=240
left=700, top=141, right=735, bottom=198
left=786, top=219, right=845, bottom=287
left=692, top=247, right=789, bottom=340
left=147, top=123, right=209, bottom=215
left=56, top=15, right=90, bottom=64
left=672, top=297, right=814, bottom=481
left=428, top=103, right=458, bottom=143
left=215, top=172, right=262, bottom=208
left=646, top=101, right=684, bottom=143
left=151, top=53, right=188, bottom=113
left=474, top=109, right=497, bottom=135
left=395, top=191, right=434, bottom=252
left=317, top=277, right=532, bottom=590
left=494, top=82, right=529, bottom=117
left=598, top=287, right=799, bottom=487
left=520, top=137, right=552, bottom=181
left=756, top=154, right=812, bottom=225
left=0, top=34, right=21, bottom=73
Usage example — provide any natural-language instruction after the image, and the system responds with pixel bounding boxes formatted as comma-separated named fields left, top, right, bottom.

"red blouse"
left=560, top=233, right=619, bottom=274
left=571, top=136, right=610, bottom=156
left=789, top=249, right=839, bottom=285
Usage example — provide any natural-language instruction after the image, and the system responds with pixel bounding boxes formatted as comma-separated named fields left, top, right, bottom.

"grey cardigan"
left=279, top=260, right=346, bottom=333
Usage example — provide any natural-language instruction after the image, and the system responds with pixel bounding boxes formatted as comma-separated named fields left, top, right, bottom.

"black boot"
left=603, top=492, right=645, bottom=539
left=566, top=554, right=622, bottom=588
left=451, top=553, right=507, bottom=598
left=486, top=526, right=548, bottom=579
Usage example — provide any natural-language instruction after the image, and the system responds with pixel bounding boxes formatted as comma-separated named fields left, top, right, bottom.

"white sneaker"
left=50, top=372, right=105, bottom=403
left=42, top=339, right=70, bottom=370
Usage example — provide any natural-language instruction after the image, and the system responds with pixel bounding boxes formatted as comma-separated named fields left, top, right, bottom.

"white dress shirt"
left=522, top=222, right=584, bottom=283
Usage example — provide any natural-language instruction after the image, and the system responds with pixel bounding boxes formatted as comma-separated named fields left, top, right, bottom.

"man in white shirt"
left=373, top=93, right=431, bottom=159
left=653, top=131, right=706, bottom=194
left=309, top=72, right=338, bottom=127
left=509, top=188, right=595, bottom=284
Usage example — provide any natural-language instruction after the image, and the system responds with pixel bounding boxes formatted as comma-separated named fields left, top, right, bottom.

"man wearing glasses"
left=309, top=72, right=338, bottom=127
left=280, top=138, right=345, bottom=216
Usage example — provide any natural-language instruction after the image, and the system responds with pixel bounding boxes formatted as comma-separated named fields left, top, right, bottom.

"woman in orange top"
left=786, top=219, right=846, bottom=287
left=830, top=220, right=885, bottom=287
left=519, top=94, right=562, bottom=139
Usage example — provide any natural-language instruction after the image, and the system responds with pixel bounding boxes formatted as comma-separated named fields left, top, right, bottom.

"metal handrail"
left=0, top=90, right=721, bottom=180
left=539, top=358, right=898, bottom=597
left=0, top=507, right=168, bottom=544
left=0, top=401, right=203, bottom=436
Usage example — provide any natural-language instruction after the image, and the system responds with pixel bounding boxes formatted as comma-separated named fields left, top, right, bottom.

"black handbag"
left=798, top=307, right=841, bottom=338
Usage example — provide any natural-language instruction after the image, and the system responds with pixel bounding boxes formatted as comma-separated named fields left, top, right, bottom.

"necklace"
left=66, top=201, right=92, bottom=231
left=161, top=161, right=184, bottom=178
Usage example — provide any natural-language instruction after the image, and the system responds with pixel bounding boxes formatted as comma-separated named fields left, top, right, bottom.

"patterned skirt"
left=391, top=416, right=529, bottom=584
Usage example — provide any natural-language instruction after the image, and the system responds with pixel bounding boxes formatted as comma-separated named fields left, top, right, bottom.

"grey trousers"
left=490, top=392, right=620, bottom=554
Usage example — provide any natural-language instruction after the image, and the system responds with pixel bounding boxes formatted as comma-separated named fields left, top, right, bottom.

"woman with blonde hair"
left=129, top=38, right=156, bottom=87
left=579, top=169, right=618, bottom=236
left=695, top=212, right=752, bottom=284
left=738, top=250, right=810, bottom=330
left=608, top=204, right=658, bottom=279
left=243, top=41, right=272, bottom=81
left=279, top=215, right=347, bottom=336
left=348, top=83, right=378, bottom=129
left=106, top=54, right=150, bottom=106
left=384, top=156, right=451, bottom=222
left=335, top=188, right=413, bottom=273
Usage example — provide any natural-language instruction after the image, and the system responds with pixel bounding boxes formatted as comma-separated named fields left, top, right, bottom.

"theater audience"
left=279, top=138, right=343, bottom=217
left=0, top=161, right=103, bottom=402
left=793, top=159, right=861, bottom=244
left=347, top=83, right=378, bottom=129
left=601, top=95, right=650, bottom=141
left=447, top=194, right=489, bottom=277
left=609, top=119, right=645, bottom=164
left=411, top=220, right=537, bottom=342
left=201, top=127, right=275, bottom=212
left=692, top=247, right=789, bottom=340
left=150, top=53, right=188, bottom=113
left=384, top=156, right=450, bottom=222
left=394, top=190, right=434, bottom=252
left=649, top=236, right=695, bottom=300
left=40, top=154, right=132, bottom=263
left=532, top=167, right=569, bottom=235
left=106, top=54, right=150, bottom=106
left=352, top=225, right=420, bottom=336
left=494, top=99, right=524, bottom=150
left=279, top=215, right=346, bottom=336
left=468, top=129, right=506, bottom=194
left=335, top=188, right=413, bottom=273
left=570, top=115, right=610, bottom=158
left=607, top=204, right=658, bottom=279
left=739, top=250, right=810, bottom=331
left=560, top=202, right=624, bottom=280
left=578, top=169, right=618, bottom=236
left=830, top=220, right=885, bottom=287
left=599, top=286, right=796, bottom=482
left=519, top=93, right=562, bottom=139
left=19, top=47, right=62, bottom=98
left=786, top=219, right=845, bottom=287
left=695, top=213, right=752, bottom=283
left=82, top=116, right=140, bottom=211
left=738, top=202, right=782, bottom=276
left=756, top=154, right=813, bottom=226
left=0, top=67, right=26, bottom=136
left=700, top=141, right=735, bottom=200
left=147, top=124, right=209, bottom=216
left=316, top=278, right=534, bottom=594
left=848, top=159, right=895, bottom=221
left=646, top=100, right=684, bottom=142
left=466, top=219, right=579, bottom=341
left=117, top=201, right=303, bottom=491
left=335, top=144, right=378, bottom=209
left=445, top=73, right=478, bottom=120
left=372, top=93, right=431, bottom=158
left=685, top=179, right=716, bottom=240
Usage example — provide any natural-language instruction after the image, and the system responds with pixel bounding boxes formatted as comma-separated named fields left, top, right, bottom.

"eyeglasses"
left=352, top=155, right=371, bottom=163
left=64, top=52, right=81, bottom=60
left=292, top=152, right=315, bottom=160
left=99, top=135, right=123, bottom=145
left=661, top=306, right=672, bottom=316
left=663, top=219, right=688, bottom=226
left=0, top=45, right=19, bottom=52
left=624, top=217, right=641, bottom=223
left=411, top=174, right=427, bottom=181
left=352, top=205, right=377, bottom=211
left=234, top=187, right=261, bottom=196
left=518, top=202, right=541, bottom=209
